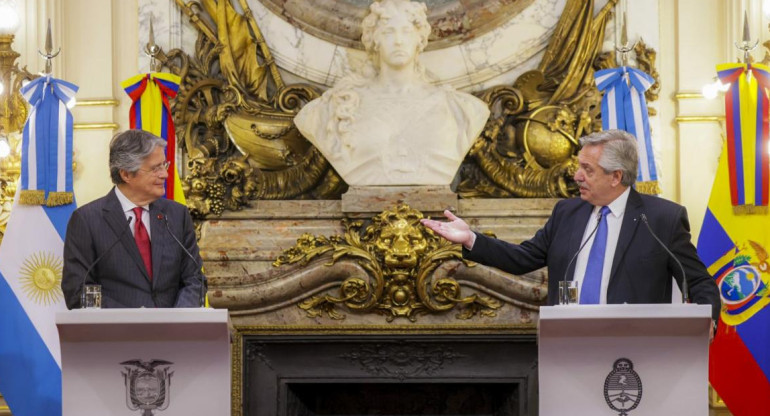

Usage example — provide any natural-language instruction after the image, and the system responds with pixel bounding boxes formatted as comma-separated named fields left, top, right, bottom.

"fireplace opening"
left=286, top=382, right=519, bottom=416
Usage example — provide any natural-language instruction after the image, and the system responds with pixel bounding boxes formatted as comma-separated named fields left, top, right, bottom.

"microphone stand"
left=640, top=214, right=689, bottom=304
left=161, top=214, right=206, bottom=308
left=561, top=210, right=604, bottom=304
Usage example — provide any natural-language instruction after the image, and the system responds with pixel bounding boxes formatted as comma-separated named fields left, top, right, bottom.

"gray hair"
left=579, top=129, right=638, bottom=186
left=109, top=129, right=167, bottom=185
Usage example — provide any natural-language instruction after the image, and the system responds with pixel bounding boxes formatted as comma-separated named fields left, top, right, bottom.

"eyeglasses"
left=138, top=161, right=171, bottom=175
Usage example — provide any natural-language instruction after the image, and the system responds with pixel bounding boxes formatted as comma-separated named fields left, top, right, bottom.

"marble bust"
left=294, top=0, right=490, bottom=186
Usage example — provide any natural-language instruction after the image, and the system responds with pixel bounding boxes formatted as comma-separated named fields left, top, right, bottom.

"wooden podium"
left=538, top=304, right=711, bottom=416
left=56, top=308, right=230, bottom=416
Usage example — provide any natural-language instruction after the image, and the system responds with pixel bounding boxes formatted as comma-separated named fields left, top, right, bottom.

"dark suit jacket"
left=62, top=188, right=204, bottom=309
left=464, top=189, right=721, bottom=320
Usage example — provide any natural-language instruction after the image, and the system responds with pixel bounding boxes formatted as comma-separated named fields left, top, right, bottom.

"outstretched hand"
left=420, top=210, right=476, bottom=249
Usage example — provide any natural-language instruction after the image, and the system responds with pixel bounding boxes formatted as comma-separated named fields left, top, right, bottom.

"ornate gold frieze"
left=274, top=203, right=502, bottom=321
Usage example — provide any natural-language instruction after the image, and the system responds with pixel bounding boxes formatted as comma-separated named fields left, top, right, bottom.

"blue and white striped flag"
left=595, top=66, right=660, bottom=194
left=19, top=75, right=78, bottom=206
left=0, top=197, right=74, bottom=415
left=0, top=75, right=77, bottom=416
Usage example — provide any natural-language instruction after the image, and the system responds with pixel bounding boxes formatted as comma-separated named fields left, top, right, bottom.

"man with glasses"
left=62, top=129, right=204, bottom=308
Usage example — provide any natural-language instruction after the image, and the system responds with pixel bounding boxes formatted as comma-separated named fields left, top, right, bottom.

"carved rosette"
left=274, top=203, right=501, bottom=321
left=340, top=342, right=466, bottom=380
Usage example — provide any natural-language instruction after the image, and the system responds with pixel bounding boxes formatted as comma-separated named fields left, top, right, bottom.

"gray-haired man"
left=62, top=129, right=204, bottom=308
left=422, top=129, right=720, bottom=336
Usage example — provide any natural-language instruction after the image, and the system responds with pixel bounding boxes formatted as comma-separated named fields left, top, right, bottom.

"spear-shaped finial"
left=615, top=12, right=634, bottom=67
left=620, top=12, right=628, bottom=47
left=735, top=10, right=758, bottom=65
left=144, top=17, right=162, bottom=72
left=44, top=19, right=53, bottom=54
left=742, top=10, right=751, bottom=44
left=38, top=19, right=61, bottom=75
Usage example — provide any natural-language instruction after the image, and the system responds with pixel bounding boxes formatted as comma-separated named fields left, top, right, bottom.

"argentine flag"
left=0, top=75, right=77, bottom=415
left=0, top=195, right=74, bottom=415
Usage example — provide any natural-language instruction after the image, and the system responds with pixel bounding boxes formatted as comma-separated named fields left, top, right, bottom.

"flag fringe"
left=19, top=190, right=45, bottom=205
left=732, top=204, right=769, bottom=215
left=635, top=180, right=661, bottom=195
left=45, top=192, right=74, bottom=207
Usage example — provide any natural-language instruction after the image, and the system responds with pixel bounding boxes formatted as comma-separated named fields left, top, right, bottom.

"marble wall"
left=139, top=0, right=573, bottom=92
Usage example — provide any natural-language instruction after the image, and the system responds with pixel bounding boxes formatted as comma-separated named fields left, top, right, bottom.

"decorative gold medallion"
left=19, top=251, right=63, bottom=305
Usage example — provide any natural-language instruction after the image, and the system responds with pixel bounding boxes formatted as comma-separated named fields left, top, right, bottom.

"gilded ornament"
left=275, top=203, right=501, bottom=321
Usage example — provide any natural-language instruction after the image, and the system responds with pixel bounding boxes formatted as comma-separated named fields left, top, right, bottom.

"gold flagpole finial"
left=37, top=19, right=61, bottom=75
left=144, top=18, right=162, bottom=72
left=735, top=10, right=758, bottom=65
left=615, top=12, right=634, bottom=67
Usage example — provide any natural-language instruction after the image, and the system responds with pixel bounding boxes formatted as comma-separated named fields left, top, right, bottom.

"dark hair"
left=109, top=129, right=167, bottom=185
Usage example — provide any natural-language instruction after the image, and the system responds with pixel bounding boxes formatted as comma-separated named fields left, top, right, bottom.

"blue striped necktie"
left=580, top=206, right=611, bottom=304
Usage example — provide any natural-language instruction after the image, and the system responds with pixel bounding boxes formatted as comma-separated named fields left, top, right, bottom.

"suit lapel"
left=566, top=202, right=595, bottom=280
left=609, top=188, right=643, bottom=281
left=103, top=189, right=151, bottom=282
left=148, top=202, right=166, bottom=287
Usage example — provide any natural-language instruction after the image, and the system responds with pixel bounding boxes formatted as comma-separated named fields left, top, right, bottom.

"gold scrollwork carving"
left=456, top=0, right=621, bottom=198
left=163, top=0, right=345, bottom=218
left=274, top=203, right=501, bottom=322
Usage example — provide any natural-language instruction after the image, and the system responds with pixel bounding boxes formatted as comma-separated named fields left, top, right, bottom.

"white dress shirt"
left=114, top=186, right=152, bottom=240
left=572, top=187, right=631, bottom=304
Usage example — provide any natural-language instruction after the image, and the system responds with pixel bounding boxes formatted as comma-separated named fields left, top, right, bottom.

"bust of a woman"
left=294, top=0, right=490, bottom=186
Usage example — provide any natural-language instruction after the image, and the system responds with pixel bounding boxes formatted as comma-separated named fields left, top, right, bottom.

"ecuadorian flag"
left=698, top=63, right=770, bottom=416
left=121, top=72, right=186, bottom=204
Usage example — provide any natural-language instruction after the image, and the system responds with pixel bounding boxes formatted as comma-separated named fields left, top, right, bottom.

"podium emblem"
left=121, top=359, right=174, bottom=415
left=603, top=358, right=642, bottom=415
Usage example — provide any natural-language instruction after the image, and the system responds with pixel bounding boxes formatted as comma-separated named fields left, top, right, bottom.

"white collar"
left=597, top=186, right=631, bottom=218
left=114, top=186, right=149, bottom=213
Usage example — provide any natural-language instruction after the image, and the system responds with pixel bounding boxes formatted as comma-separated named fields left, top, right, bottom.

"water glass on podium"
left=81, top=284, right=102, bottom=308
left=558, top=281, right=578, bottom=305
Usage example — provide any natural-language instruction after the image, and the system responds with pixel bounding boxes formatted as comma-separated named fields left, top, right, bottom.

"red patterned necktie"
left=132, top=207, right=152, bottom=280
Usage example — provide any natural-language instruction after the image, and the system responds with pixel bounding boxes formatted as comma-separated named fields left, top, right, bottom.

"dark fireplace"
left=242, top=334, right=538, bottom=416
left=287, top=382, right=518, bottom=416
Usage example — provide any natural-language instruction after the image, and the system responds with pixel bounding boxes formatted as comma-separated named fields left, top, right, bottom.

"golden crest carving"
left=456, top=0, right=621, bottom=198
left=274, top=203, right=501, bottom=321
left=151, top=0, right=663, bottom=218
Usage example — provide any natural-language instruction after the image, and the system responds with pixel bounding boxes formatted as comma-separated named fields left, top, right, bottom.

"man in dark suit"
left=422, top=129, right=720, bottom=327
left=62, top=129, right=204, bottom=309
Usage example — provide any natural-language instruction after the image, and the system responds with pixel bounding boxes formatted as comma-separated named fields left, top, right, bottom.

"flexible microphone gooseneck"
left=639, top=213, right=689, bottom=304
left=80, top=216, right=133, bottom=307
left=561, top=210, right=604, bottom=304
left=160, top=213, right=206, bottom=308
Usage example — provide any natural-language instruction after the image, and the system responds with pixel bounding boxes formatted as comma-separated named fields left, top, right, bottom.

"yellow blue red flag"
left=697, top=63, right=770, bottom=416
left=120, top=72, right=186, bottom=204
left=716, top=63, right=770, bottom=210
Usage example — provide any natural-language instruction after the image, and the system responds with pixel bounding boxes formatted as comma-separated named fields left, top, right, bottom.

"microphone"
left=561, top=209, right=604, bottom=304
left=159, top=213, right=207, bottom=307
left=80, top=216, right=133, bottom=307
left=639, top=213, right=689, bottom=304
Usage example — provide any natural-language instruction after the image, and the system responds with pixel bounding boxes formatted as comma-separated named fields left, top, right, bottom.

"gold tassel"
left=46, top=191, right=74, bottom=207
left=636, top=180, right=661, bottom=195
left=19, top=190, right=45, bottom=205
left=733, top=204, right=769, bottom=215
